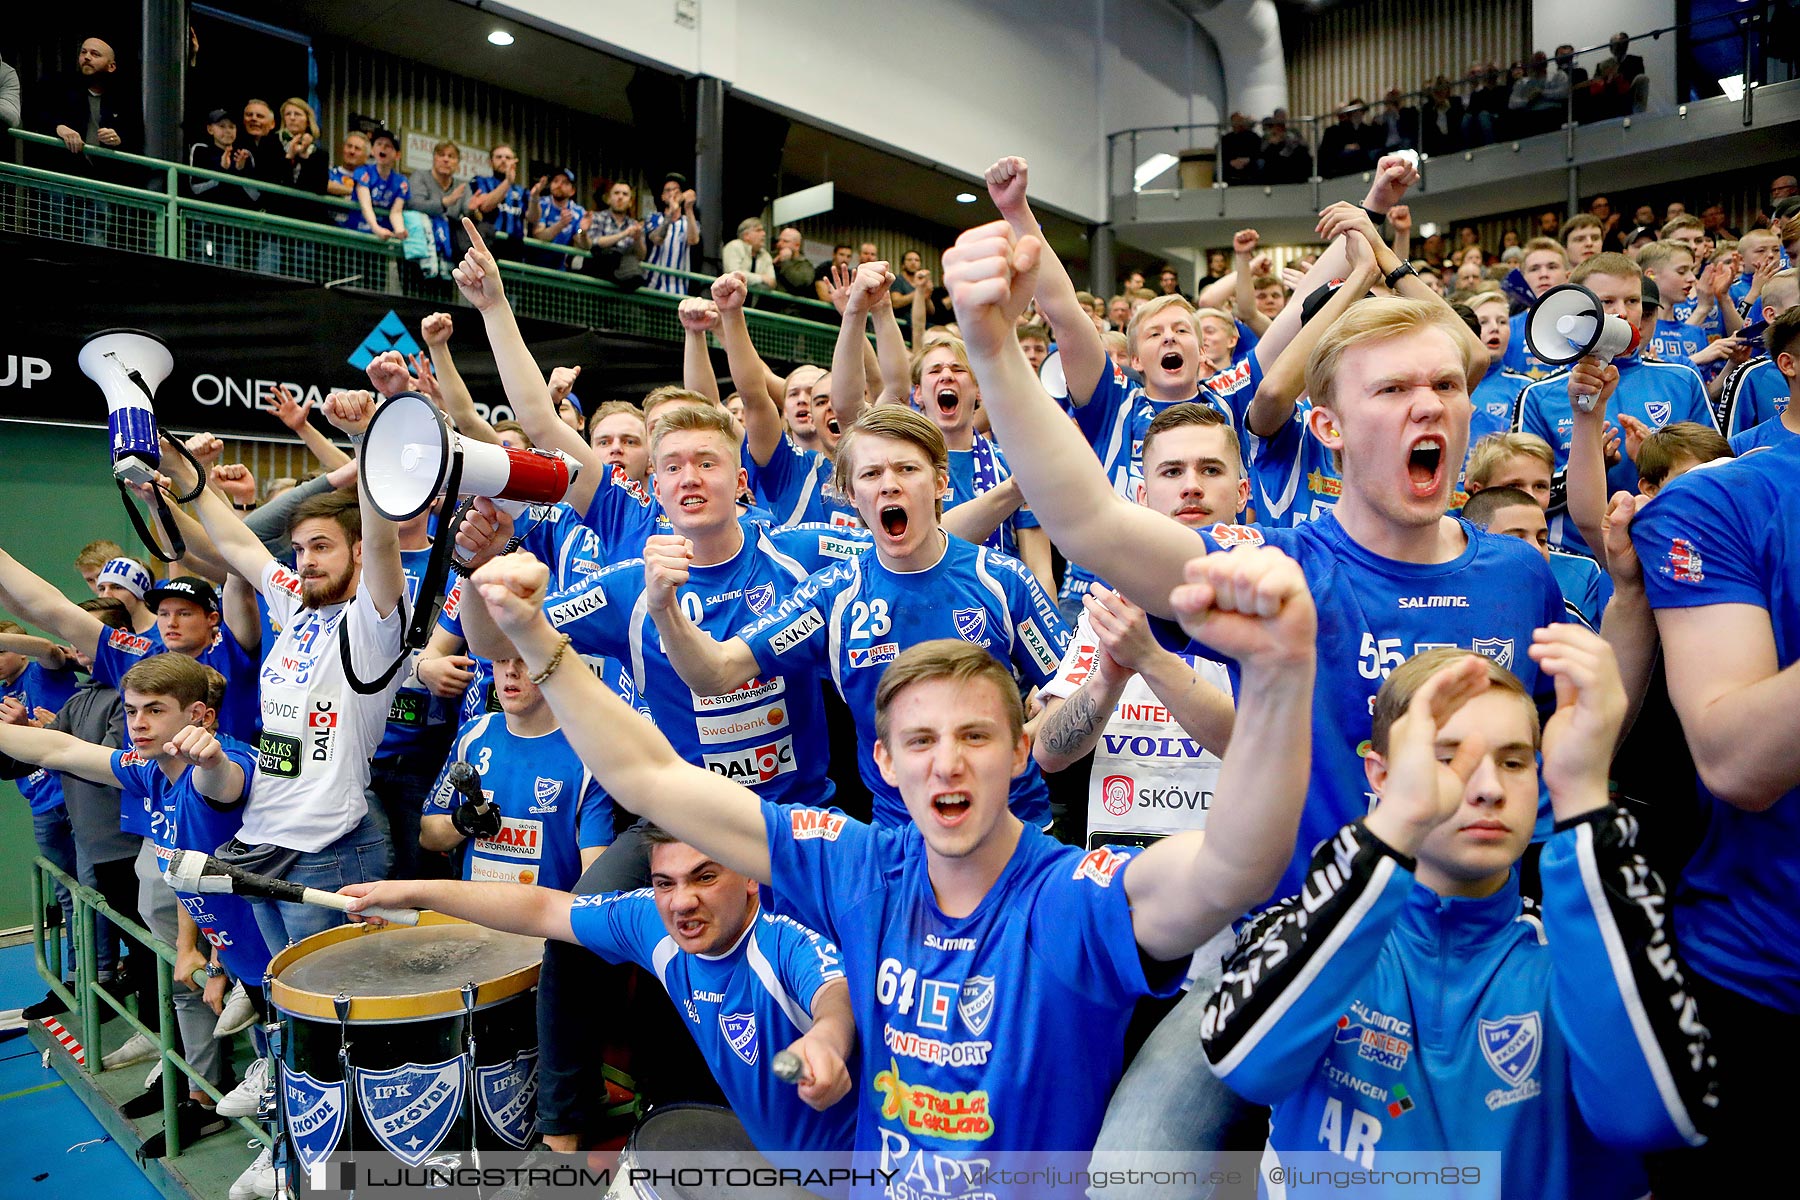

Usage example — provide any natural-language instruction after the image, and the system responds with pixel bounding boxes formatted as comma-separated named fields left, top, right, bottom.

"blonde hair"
left=874, top=639, right=1023, bottom=746
left=76, top=540, right=126, bottom=575
left=1521, top=236, right=1567, bottom=264
left=1125, top=294, right=1197, bottom=354
left=831, top=406, right=948, bottom=517
left=1370, top=648, right=1538, bottom=757
left=1660, top=215, right=1705, bottom=240
left=1637, top=241, right=1693, bottom=273
left=279, top=98, right=321, bottom=141
left=910, top=335, right=971, bottom=386
left=1570, top=252, right=1642, bottom=289
left=1466, top=432, right=1555, bottom=488
left=647, top=401, right=741, bottom=459
left=642, top=386, right=718, bottom=423
left=1304, top=296, right=1480, bottom=412
left=589, top=400, right=645, bottom=427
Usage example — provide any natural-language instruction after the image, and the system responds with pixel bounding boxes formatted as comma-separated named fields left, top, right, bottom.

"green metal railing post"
left=157, top=956, right=182, bottom=1157
left=78, top=887, right=100, bottom=1075
left=165, top=165, right=181, bottom=255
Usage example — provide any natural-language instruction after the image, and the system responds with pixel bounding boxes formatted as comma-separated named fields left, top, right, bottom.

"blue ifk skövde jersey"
left=1718, top=356, right=1789, bottom=439
left=1064, top=353, right=1263, bottom=596
left=1514, top=356, right=1716, bottom=556
left=583, top=464, right=776, bottom=557
left=1649, top=318, right=1708, bottom=376
left=1633, top=437, right=1800, bottom=1012
left=1470, top=359, right=1533, bottom=450
left=1202, top=815, right=1713, bottom=1199
left=3, top=663, right=80, bottom=815
left=568, top=889, right=855, bottom=1152
left=1249, top=402, right=1339, bottom=528
left=424, top=712, right=612, bottom=892
left=1182, top=516, right=1566, bottom=895
left=1547, top=548, right=1610, bottom=629
left=377, top=546, right=456, bottom=759
left=347, top=164, right=408, bottom=234
left=1671, top=293, right=1726, bottom=340
left=110, top=738, right=270, bottom=986
left=763, top=802, right=1183, bottom=1194
left=743, top=435, right=861, bottom=530
left=544, top=520, right=870, bottom=807
left=1504, top=309, right=1559, bottom=381
left=93, top=623, right=261, bottom=746
left=737, top=534, right=1069, bottom=828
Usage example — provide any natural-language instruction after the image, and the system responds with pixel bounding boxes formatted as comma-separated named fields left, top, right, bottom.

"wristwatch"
left=202, top=961, right=224, bottom=979
left=1360, top=205, right=1389, bottom=230
left=1384, top=261, right=1418, bottom=290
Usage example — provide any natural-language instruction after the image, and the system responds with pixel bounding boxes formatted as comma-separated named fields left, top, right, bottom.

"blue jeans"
left=32, top=807, right=78, bottom=975
left=249, top=812, right=390, bottom=951
left=1086, top=951, right=1267, bottom=1199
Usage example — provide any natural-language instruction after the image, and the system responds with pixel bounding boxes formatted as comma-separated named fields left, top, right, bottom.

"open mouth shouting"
left=935, top=388, right=960, bottom=415
left=880, top=504, right=910, bottom=538
left=826, top=416, right=841, bottom=436
left=677, top=491, right=710, bottom=514
left=1406, top=436, right=1445, bottom=498
left=1159, top=349, right=1184, bottom=373
left=931, top=790, right=972, bottom=826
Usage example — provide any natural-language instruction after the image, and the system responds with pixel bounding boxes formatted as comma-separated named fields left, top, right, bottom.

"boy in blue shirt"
left=1720, top=270, right=1799, bottom=442
left=1728, top=306, right=1800, bottom=454
left=1203, top=636, right=1718, bottom=1197
left=350, top=128, right=408, bottom=241
left=1631, top=431, right=1800, bottom=1187
left=644, top=406, right=1070, bottom=829
left=366, top=522, right=1317, bottom=1193
left=1639, top=241, right=1742, bottom=386
left=347, top=825, right=857, bottom=1154
left=1515, top=253, right=1717, bottom=556
left=423, top=655, right=612, bottom=892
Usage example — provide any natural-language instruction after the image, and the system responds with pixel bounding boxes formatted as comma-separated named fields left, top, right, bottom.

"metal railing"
left=1107, top=2, right=1787, bottom=212
left=3, top=128, right=850, bottom=362
left=29, top=855, right=271, bottom=1159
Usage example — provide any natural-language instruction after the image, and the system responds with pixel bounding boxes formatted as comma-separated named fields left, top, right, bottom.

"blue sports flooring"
left=0, top=938, right=165, bottom=1200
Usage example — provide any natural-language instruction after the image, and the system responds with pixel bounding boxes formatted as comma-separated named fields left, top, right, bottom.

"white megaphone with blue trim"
left=78, top=329, right=205, bottom=562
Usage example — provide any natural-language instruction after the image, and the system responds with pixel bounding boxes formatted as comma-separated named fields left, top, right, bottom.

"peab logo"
left=347, top=311, right=422, bottom=371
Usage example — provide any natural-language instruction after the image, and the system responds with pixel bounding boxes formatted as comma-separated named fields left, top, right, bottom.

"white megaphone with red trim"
left=361, top=391, right=580, bottom=522
left=1525, top=283, right=1642, bottom=412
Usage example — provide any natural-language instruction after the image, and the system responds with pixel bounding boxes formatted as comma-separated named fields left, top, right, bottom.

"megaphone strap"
left=117, top=479, right=185, bottom=564
left=157, top=434, right=208, bottom=505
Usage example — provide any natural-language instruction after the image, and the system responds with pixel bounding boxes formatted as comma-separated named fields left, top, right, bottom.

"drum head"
left=270, top=914, right=543, bottom=1022
left=624, top=1104, right=822, bottom=1200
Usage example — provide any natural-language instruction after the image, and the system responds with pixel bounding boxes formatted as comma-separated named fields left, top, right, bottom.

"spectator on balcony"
left=326, top=129, right=369, bottom=227
left=1317, top=100, right=1372, bottom=178
left=241, top=98, right=328, bottom=220
left=771, top=227, right=815, bottom=299
left=812, top=243, right=852, bottom=302
left=1418, top=75, right=1463, bottom=156
left=587, top=181, right=647, bottom=288
left=185, top=109, right=254, bottom=208
left=1219, top=111, right=1261, bottom=184
left=37, top=36, right=141, bottom=184
left=469, top=143, right=526, bottom=257
left=891, top=249, right=924, bottom=304
left=1197, top=250, right=1228, bottom=293
left=1462, top=61, right=1507, bottom=146
left=722, top=217, right=775, bottom=289
left=644, top=171, right=699, bottom=295
left=407, top=140, right=472, bottom=262
left=1701, top=202, right=1739, bottom=242
left=1554, top=44, right=1588, bottom=90
left=1156, top=265, right=1184, bottom=298
left=526, top=167, right=589, bottom=270
left=0, top=54, right=19, bottom=132
left=350, top=128, right=409, bottom=242
left=1598, top=31, right=1649, bottom=114
left=1260, top=111, right=1311, bottom=183
left=1374, top=87, right=1418, bottom=155
left=857, top=242, right=879, bottom=265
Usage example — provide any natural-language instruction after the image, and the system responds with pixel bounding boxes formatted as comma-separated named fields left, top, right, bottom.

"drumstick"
left=164, top=850, right=422, bottom=927
left=772, top=1049, right=812, bottom=1087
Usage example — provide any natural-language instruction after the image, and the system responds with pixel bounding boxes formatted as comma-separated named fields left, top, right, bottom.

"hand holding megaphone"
left=1567, top=356, right=1620, bottom=415
left=1526, top=284, right=1642, bottom=412
left=454, top=498, right=517, bottom=572
left=361, top=392, right=581, bottom=523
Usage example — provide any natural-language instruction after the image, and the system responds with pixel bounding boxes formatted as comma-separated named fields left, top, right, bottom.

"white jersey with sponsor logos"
left=244, top=561, right=405, bottom=852
left=1040, top=610, right=1233, bottom=845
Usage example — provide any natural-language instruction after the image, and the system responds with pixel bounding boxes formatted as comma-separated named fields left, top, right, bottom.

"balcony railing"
left=2, top=128, right=848, bottom=366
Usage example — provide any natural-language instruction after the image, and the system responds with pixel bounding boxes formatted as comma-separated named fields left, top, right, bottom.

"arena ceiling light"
left=955, top=192, right=978, bottom=203
left=487, top=30, right=516, bottom=47
left=1718, top=74, right=1746, bottom=101
left=1133, top=153, right=1179, bottom=192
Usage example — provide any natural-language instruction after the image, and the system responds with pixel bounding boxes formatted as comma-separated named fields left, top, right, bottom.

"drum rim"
left=268, top=912, right=543, bottom=1022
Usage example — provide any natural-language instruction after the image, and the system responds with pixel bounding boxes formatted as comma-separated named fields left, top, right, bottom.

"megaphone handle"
left=118, top=479, right=186, bottom=564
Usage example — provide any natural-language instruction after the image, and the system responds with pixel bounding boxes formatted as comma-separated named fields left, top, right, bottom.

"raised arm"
left=0, top=722, right=119, bottom=788
left=872, top=292, right=913, bottom=405
left=678, top=299, right=722, bottom=405
left=450, top=220, right=604, bottom=515
left=985, top=157, right=1108, bottom=410
left=466, top=551, right=770, bottom=878
left=0, top=549, right=105, bottom=660
left=943, top=221, right=1206, bottom=618
left=1232, top=231, right=1273, bottom=337
left=319, top=392, right=403, bottom=617
left=712, top=272, right=787, bottom=466
left=1245, top=228, right=1380, bottom=439
left=641, top=536, right=763, bottom=695
left=417, top=314, right=501, bottom=445
left=266, top=385, right=352, bottom=471
left=1124, top=548, right=1316, bottom=959
left=186, top=461, right=280, bottom=586
left=0, top=632, right=72, bottom=670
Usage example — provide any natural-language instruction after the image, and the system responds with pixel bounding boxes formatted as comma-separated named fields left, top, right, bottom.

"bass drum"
left=607, top=1103, right=824, bottom=1200
left=269, top=914, right=543, bottom=1190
